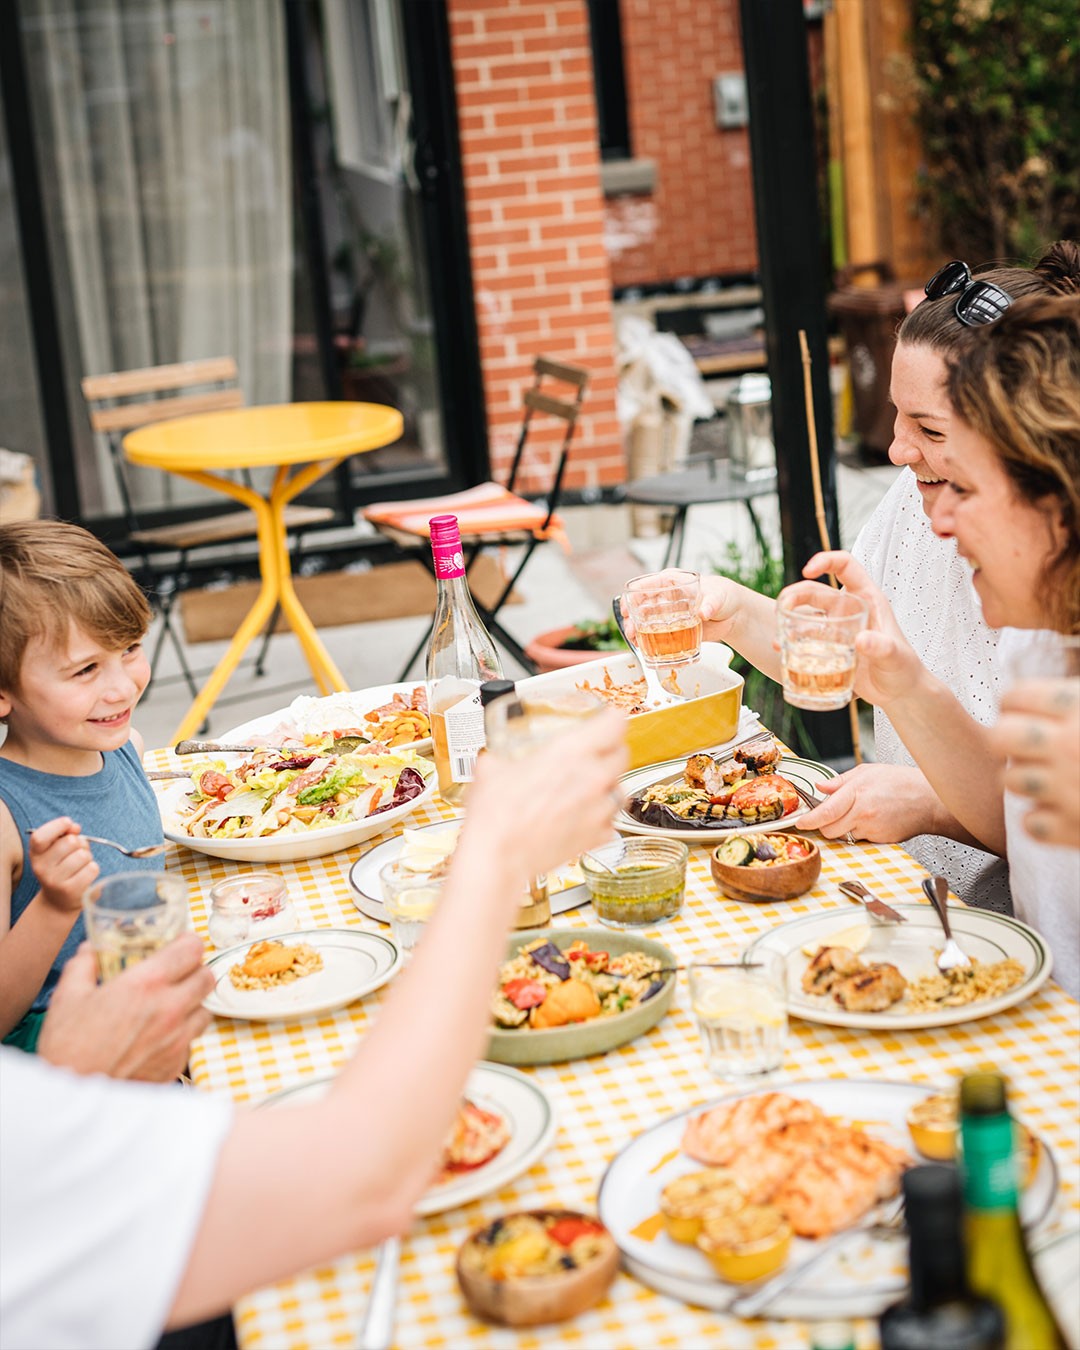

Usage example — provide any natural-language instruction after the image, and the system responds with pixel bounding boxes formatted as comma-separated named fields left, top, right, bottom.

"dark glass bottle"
left=960, top=1073, right=1064, bottom=1350
left=879, top=1164, right=1004, bottom=1350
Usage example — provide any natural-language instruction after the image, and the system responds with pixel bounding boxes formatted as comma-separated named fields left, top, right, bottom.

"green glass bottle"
left=959, top=1073, right=1064, bottom=1350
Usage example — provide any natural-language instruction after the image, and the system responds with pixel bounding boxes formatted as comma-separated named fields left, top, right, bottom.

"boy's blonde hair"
left=0, top=521, right=152, bottom=691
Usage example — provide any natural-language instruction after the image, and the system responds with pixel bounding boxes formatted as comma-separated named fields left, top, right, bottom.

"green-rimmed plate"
left=486, top=926, right=676, bottom=1066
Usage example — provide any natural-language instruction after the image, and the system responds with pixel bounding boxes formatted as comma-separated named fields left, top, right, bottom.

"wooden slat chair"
left=363, top=356, right=589, bottom=676
left=81, top=358, right=333, bottom=698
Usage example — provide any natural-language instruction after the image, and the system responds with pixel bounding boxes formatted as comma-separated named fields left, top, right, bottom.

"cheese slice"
left=801, top=924, right=871, bottom=957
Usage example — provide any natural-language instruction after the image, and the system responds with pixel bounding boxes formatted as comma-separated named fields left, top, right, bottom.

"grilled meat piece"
left=685, top=753, right=726, bottom=796
left=682, top=1092, right=827, bottom=1166
left=734, top=1118, right=843, bottom=1204
left=802, top=945, right=865, bottom=996
left=725, top=774, right=799, bottom=823
left=734, top=734, right=782, bottom=775
left=833, top=962, right=907, bottom=1012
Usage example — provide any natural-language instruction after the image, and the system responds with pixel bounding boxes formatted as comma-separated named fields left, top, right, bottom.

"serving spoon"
left=174, top=735, right=369, bottom=756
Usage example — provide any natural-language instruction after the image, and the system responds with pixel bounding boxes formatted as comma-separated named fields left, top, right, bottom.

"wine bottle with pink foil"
left=426, top=514, right=503, bottom=803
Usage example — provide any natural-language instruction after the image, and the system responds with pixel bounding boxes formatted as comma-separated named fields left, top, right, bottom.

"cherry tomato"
left=503, top=978, right=548, bottom=1010
left=197, top=770, right=234, bottom=800
left=547, top=1216, right=604, bottom=1247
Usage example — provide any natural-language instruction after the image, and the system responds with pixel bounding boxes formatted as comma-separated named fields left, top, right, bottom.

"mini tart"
left=660, top=1168, right=745, bottom=1244
left=456, top=1209, right=618, bottom=1327
left=696, top=1205, right=792, bottom=1283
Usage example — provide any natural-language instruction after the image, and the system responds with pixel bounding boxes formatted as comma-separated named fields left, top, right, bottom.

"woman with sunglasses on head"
left=692, top=242, right=1079, bottom=912
left=803, top=293, right=1080, bottom=995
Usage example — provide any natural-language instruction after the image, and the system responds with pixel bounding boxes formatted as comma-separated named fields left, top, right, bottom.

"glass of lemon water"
left=688, top=952, right=787, bottom=1079
left=82, top=871, right=189, bottom=982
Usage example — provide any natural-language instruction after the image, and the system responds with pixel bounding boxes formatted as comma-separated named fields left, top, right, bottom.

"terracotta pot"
left=524, top=625, right=612, bottom=674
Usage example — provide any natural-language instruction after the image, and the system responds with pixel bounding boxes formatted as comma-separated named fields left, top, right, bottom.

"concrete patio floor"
left=134, top=453, right=900, bottom=752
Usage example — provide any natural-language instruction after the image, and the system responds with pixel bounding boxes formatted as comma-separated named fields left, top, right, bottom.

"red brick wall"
left=609, top=0, right=758, bottom=287
left=447, top=0, right=625, bottom=492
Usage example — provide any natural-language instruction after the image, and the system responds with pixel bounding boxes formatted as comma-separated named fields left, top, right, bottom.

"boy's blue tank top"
left=0, top=740, right=163, bottom=1011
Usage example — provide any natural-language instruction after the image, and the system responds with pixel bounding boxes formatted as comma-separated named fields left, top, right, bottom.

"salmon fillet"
left=770, top=1128, right=909, bottom=1236
left=682, top=1093, right=827, bottom=1166
left=733, top=1118, right=844, bottom=1204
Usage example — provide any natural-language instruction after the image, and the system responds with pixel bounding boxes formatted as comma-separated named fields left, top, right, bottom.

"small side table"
left=623, top=458, right=778, bottom=568
left=124, top=401, right=403, bottom=742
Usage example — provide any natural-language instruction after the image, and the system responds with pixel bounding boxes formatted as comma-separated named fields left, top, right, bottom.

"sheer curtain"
left=22, top=0, right=292, bottom=514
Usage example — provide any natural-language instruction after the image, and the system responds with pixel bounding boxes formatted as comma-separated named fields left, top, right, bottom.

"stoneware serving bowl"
left=710, top=833, right=821, bottom=903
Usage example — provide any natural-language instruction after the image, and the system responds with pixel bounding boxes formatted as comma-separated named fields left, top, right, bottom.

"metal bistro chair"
left=81, top=358, right=333, bottom=699
left=363, top=356, right=590, bottom=677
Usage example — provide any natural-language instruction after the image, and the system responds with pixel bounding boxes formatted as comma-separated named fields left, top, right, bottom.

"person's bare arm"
left=797, top=762, right=997, bottom=850
left=697, top=575, right=783, bottom=679
left=0, top=814, right=97, bottom=1037
left=168, top=711, right=628, bottom=1326
left=801, top=552, right=1006, bottom=854
left=38, top=936, right=214, bottom=1081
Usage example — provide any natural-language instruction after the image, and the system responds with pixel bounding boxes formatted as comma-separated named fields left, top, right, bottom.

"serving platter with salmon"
left=614, top=738, right=837, bottom=843
left=597, top=1079, right=1058, bottom=1318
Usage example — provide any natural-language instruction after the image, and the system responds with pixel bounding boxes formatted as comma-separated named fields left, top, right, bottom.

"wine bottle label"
left=444, top=688, right=485, bottom=782
left=961, top=1114, right=1019, bottom=1210
left=431, top=538, right=466, bottom=579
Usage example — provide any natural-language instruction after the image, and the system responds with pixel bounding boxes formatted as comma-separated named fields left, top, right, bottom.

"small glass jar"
left=581, top=838, right=688, bottom=929
left=207, top=873, right=296, bottom=950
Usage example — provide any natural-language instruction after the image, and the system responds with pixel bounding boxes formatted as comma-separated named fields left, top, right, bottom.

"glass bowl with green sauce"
left=581, top=839, right=688, bottom=928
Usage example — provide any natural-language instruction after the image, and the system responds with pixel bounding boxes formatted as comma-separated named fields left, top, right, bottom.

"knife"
left=837, top=879, right=906, bottom=925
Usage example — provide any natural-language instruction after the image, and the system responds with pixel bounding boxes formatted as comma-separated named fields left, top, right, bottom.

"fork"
left=921, top=876, right=972, bottom=971
left=24, top=828, right=166, bottom=860
left=728, top=1194, right=905, bottom=1318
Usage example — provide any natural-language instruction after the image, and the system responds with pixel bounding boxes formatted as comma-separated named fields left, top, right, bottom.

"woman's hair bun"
left=1033, top=241, right=1080, bottom=295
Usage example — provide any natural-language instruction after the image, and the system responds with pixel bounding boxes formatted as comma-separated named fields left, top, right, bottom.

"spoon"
left=921, top=875, right=972, bottom=971
left=24, top=828, right=166, bottom=859
left=610, top=597, right=683, bottom=708
left=174, top=735, right=369, bottom=756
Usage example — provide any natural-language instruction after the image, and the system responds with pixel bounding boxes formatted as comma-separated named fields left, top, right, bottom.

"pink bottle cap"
left=430, top=514, right=465, bottom=579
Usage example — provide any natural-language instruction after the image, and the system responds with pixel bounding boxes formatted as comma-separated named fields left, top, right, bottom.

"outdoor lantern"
left=726, top=373, right=775, bottom=479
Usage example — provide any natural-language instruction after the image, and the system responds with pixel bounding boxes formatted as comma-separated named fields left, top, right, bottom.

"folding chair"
left=81, top=358, right=333, bottom=699
left=364, top=356, right=590, bottom=676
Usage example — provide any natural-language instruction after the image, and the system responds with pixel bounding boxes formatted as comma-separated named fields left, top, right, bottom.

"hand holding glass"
left=688, top=952, right=787, bottom=1080
left=82, top=871, right=189, bottom=982
left=777, top=583, right=867, bottom=711
left=622, top=570, right=703, bottom=667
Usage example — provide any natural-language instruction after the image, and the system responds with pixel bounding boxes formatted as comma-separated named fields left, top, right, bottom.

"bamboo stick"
left=798, top=329, right=863, bottom=764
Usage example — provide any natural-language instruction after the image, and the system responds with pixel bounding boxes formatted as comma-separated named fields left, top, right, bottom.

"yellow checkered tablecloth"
left=149, top=750, right=1080, bottom=1350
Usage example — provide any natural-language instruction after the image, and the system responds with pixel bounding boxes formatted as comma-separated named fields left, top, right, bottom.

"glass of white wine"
left=82, top=872, right=189, bottom=982
left=776, top=582, right=867, bottom=711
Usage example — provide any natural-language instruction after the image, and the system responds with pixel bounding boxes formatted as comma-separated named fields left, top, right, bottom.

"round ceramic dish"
left=457, top=1209, right=619, bottom=1326
left=486, top=927, right=676, bottom=1066
left=709, top=834, right=821, bottom=902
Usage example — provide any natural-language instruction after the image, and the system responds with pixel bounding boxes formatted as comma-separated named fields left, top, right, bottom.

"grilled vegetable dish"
left=628, top=736, right=801, bottom=831
left=492, top=938, right=668, bottom=1031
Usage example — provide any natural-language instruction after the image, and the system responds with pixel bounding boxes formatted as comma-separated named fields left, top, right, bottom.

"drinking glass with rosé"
left=622, top=569, right=703, bottom=668
left=776, top=583, right=867, bottom=711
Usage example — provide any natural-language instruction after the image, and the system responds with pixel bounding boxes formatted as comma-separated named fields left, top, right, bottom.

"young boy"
left=0, top=520, right=164, bottom=1050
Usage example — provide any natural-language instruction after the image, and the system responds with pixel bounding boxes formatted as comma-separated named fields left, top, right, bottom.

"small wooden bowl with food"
left=710, top=833, right=821, bottom=903
left=456, top=1209, right=619, bottom=1326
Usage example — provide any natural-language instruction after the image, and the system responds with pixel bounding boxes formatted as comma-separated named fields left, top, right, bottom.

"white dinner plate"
left=597, top=1077, right=1058, bottom=1320
left=262, top=1061, right=556, bottom=1216
left=745, top=904, right=1053, bottom=1030
left=203, top=927, right=402, bottom=1020
left=226, top=682, right=432, bottom=754
left=347, top=818, right=596, bottom=923
left=157, top=763, right=435, bottom=863
left=615, top=754, right=837, bottom=842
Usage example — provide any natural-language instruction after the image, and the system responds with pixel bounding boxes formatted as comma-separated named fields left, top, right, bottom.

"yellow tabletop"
left=124, top=401, right=404, bottom=471
left=147, top=745, right=1080, bottom=1350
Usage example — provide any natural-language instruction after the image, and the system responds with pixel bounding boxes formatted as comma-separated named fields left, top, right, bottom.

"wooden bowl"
left=710, top=834, right=821, bottom=903
left=456, top=1209, right=619, bottom=1326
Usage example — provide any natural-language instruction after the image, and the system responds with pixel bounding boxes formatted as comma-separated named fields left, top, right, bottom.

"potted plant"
left=525, top=618, right=628, bottom=674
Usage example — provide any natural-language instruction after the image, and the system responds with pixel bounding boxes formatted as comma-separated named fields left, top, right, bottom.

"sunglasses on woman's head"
left=923, top=260, right=1013, bottom=328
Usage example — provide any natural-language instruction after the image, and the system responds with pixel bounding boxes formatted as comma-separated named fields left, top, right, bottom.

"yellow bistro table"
left=146, top=745, right=1080, bottom=1350
left=124, top=402, right=403, bottom=743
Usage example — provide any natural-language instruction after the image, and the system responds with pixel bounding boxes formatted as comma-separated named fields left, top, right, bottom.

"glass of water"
left=82, top=871, right=189, bottom=982
left=688, top=951, right=787, bottom=1080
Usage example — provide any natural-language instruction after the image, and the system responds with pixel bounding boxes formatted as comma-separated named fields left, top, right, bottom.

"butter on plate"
left=400, top=825, right=460, bottom=873
left=800, top=924, right=870, bottom=958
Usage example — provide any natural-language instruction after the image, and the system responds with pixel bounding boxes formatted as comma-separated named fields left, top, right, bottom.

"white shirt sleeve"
left=1, top=1050, right=233, bottom=1350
